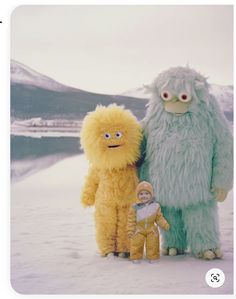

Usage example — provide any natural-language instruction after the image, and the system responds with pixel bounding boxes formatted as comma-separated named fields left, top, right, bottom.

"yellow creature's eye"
left=104, top=133, right=111, bottom=139
left=115, top=131, right=123, bottom=139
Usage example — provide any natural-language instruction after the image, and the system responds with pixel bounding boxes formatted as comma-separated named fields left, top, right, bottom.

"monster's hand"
left=80, top=166, right=99, bottom=208
left=211, top=187, right=228, bottom=202
left=81, top=193, right=95, bottom=207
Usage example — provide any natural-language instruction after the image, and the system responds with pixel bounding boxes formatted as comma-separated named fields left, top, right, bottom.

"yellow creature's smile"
left=108, top=144, right=124, bottom=148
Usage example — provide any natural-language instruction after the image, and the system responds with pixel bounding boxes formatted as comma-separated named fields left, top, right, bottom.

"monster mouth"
left=164, top=101, right=189, bottom=115
left=108, top=144, right=121, bottom=148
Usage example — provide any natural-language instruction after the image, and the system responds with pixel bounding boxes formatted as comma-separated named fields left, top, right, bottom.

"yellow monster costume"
left=127, top=181, right=170, bottom=261
left=80, top=104, right=142, bottom=257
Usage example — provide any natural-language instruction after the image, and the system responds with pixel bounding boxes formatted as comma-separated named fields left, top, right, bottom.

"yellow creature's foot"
left=101, top=252, right=115, bottom=258
left=118, top=252, right=130, bottom=258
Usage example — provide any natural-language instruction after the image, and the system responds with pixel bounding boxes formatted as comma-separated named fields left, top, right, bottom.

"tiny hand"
left=165, top=223, right=170, bottom=231
left=210, top=187, right=227, bottom=202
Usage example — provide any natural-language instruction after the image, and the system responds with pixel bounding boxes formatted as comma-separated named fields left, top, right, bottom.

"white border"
left=0, top=1, right=235, bottom=298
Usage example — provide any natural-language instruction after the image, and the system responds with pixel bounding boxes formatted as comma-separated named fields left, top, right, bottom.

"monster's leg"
left=116, top=205, right=130, bottom=253
left=161, top=206, right=187, bottom=254
left=182, top=200, right=220, bottom=257
left=95, top=204, right=117, bottom=256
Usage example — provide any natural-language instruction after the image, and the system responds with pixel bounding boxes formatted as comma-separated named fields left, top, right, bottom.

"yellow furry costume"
left=80, top=104, right=142, bottom=256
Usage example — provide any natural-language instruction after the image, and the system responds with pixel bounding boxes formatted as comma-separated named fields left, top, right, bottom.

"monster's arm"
left=210, top=95, right=233, bottom=201
left=136, top=132, right=149, bottom=181
left=81, top=166, right=100, bottom=207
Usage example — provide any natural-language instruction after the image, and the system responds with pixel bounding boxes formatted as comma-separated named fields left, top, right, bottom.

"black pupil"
left=116, top=133, right=120, bottom=137
left=182, top=94, right=187, bottom=100
left=163, top=93, right=168, bottom=98
left=106, top=134, right=109, bottom=138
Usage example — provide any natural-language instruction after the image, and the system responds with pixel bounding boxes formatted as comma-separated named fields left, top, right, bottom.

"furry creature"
left=139, top=66, right=233, bottom=260
left=80, top=104, right=142, bottom=257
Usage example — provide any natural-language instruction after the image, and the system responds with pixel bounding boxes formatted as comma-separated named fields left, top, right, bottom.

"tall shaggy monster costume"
left=139, top=67, right=233, bottom=260
left=81, top=104, right=142, bottom=257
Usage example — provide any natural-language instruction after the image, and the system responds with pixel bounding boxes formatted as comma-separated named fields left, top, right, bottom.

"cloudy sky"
left=11, top=5, right=233, bottom=94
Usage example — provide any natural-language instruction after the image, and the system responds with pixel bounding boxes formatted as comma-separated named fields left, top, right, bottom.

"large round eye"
left=178, top=92, right=191, bottom=103
left=104, top=133, right=111, bottom=139
left=160, top=90, right=172, bottom=101
left=115, top=131, right=122, bottom=139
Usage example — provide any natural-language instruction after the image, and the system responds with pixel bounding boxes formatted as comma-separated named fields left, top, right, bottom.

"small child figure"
left=127, top=181, right=170, bottom=263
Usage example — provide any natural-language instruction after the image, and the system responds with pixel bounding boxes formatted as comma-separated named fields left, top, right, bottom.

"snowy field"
left=11, top=154, right=233, bottom=294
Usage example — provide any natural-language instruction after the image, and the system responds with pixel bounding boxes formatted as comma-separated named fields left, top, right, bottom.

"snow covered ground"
left=11, top=154, right=233, bottom=294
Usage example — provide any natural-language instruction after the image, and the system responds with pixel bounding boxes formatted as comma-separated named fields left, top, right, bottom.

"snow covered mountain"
left=11, top=60, right=233, bottom=123
left=11, top=60, right=76, bottom=92
left=11, top=60, right=147, bottom=121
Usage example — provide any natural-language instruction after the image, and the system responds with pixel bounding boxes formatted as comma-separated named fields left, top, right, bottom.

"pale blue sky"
left=11, top=5, right=233, bottom=94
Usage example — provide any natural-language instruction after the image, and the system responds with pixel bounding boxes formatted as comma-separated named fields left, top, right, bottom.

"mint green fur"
left=139, top=66, right=233, bottom=255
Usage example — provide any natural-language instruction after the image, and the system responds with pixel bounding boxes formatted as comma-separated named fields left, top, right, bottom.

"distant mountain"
left=11, top=60, right=78, bottom=92
left=11, top=60, right=147, bottom=121
left=209, top=84, right=233, bottom=122
left=11, top=60, right=233, bottom=123
left=120, top=86, right=148, bottom=99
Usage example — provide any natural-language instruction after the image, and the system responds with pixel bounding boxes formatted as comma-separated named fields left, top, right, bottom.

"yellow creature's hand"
left=211, top=187, right=228, bottom=202
left=81, top=194, right=95, bottom=207
left=81, top=166, right=99, bottom=207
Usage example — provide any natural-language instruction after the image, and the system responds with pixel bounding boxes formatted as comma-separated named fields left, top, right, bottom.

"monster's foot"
left=169, top=248, right=177, bottom=256
left=197, top=248, right=223, bottom=260
left=101, top=252, right=115, bottom=258
left=162, top=247, right=185, bottom=256
left=117, top=252, right=130, bottom=258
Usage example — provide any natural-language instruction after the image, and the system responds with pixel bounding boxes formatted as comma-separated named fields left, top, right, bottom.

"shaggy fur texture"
left=80, top=104, right=142, bottom=256
left=139, top=66, right=233, bottom=256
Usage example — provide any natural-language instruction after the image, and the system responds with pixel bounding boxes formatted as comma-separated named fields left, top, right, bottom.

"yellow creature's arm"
left=127, top=206, right=137, bottom=237
left=81, top=166, right=99, bottom=207
left=155, top=207, right=170, bottom=231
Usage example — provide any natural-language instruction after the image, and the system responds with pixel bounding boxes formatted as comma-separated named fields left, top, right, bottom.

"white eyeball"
left=160, top=90, right=172, bottom=101
left=178, top=92, right=191, bottom=103
left=104, top=133, right=111, bottom=139
left=115, top=131, right=122, bottom=139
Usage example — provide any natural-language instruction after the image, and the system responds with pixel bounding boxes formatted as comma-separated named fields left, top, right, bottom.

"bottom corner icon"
left=205, top=268, right=225, bottom=288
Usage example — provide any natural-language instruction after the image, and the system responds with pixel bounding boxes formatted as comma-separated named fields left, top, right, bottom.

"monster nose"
left=171, top=96, right=178, bottom=102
